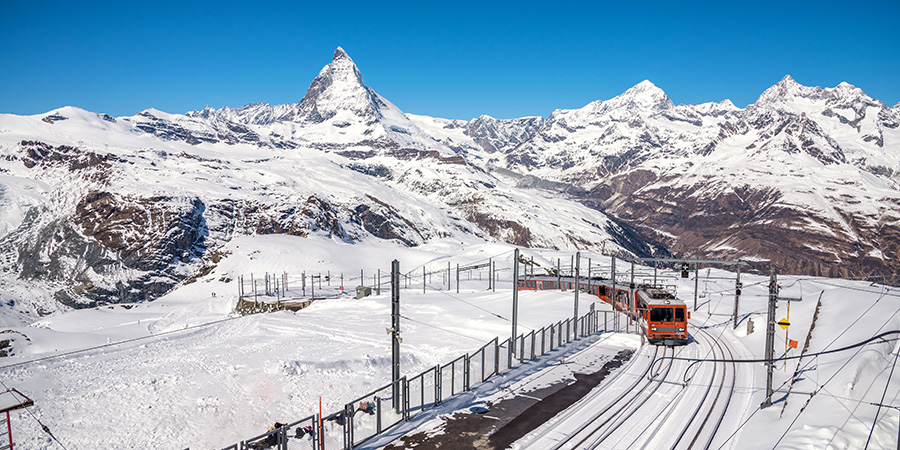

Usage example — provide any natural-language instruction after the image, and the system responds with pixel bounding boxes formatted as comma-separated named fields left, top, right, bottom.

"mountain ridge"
left=1, top=47, right=897, bottom=322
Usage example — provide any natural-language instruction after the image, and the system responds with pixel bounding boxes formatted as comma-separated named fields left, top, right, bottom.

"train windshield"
left=650, top=307, right=674, bottom=322
left=675, top=308, right=685, bottom=322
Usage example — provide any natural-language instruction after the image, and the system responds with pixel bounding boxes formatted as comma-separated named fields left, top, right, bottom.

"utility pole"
left=447, top=261, right=451, bottom=291
left=511, top=248, right=519, bottom=365
left=733, top=263, right=742, bottom=329
left=574, top=251, right=580, bottom=338
left=391, top=260, right=401, bottom=411
left=630, top=260, right=636, bottom=330
left=456, top=264, right=460, bottom=294
left=492, top=260, right=496, bottom=293
left=694, top=263, right=700, bottom=311
left=587, top=257, right=591, bottom=293
left=611, top=256, right=617, bottom=331
left=557, top=258, right=561, bottom=287
left=762, top=266, right=777, bottom=408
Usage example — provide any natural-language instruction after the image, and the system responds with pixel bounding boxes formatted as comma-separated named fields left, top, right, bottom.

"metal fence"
left=220, top=308, right=629, bottom=450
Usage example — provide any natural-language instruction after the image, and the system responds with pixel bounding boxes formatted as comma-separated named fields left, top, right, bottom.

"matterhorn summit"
left=295, top=47, right=373, bottom=124
left=288, top=47, right=448, bottom=153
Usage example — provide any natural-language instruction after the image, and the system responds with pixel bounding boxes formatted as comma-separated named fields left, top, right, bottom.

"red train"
left=518, top=275, right=689, bottom=345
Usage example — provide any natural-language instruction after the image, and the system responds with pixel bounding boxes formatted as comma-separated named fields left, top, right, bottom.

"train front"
left=639, top=288, right=689, bottom=346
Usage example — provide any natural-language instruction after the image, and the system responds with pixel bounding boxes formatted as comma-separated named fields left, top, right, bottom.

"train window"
left=650, top=307, right=674, bottom=322
left=675, top=308, right=684, bottom=321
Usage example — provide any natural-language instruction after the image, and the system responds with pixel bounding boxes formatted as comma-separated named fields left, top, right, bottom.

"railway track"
left=520, top=324, right=742, bottom=450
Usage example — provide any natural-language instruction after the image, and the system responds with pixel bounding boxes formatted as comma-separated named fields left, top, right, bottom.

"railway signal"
left=680, top=262, right=690, bottom=278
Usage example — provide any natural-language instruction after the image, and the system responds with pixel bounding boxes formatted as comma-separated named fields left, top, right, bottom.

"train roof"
left=638, top=288, right=686, bottom=307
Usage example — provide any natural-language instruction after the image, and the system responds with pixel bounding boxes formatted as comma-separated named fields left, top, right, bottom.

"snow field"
left=0, top=237, right=896, bottom=449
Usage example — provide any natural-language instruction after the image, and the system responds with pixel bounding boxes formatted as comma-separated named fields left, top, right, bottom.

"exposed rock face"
left=74, top=191, right=206, bottom=271
left=465, top=115, right=545, bottom=153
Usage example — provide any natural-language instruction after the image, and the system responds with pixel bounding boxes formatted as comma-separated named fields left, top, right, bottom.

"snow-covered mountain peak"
left=293, top=47, right=373, bottom=124
left=755, top=75, right=824, bottom=106
left=333, top=46, right=352, bottom=62
left=595, top=79, right=674, bottom=114
left=324, top=46, right=364, bottom=87
left=692, top=98, right=741, bottom=116
left=825, top=81, right=868, bottom=101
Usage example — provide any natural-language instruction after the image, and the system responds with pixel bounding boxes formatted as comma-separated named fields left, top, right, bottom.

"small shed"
left=355, top=285, right=372, bottom=299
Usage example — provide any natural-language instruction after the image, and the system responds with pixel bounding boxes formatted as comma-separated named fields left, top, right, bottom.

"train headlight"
left=651, top=327, right=658, bottom=331
left=678, top=327, right=685, bottom=331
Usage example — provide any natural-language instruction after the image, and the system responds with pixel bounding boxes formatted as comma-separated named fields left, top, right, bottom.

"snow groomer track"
left=517, top=323, right=752, bottom=450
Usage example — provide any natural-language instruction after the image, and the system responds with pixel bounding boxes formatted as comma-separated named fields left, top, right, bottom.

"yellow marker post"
left=779, top=314, right=791, bottom=372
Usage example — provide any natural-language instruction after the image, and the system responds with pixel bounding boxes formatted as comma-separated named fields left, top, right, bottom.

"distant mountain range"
left=0, top=47, right=896, bottom=321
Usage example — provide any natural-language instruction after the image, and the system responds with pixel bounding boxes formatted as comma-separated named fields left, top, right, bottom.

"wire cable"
left=865, top=344, right=900, bottom=449
left=716, top=288, right=893, bottom=449
left=653, top=330, right=900, bottom=371
left=398, top=314, right=486, bottom=343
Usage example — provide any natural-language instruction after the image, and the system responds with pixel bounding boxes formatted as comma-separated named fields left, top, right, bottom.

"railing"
left=220, top=308, right=630, bottom=450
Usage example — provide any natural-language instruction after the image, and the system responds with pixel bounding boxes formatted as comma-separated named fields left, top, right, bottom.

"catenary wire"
left=398, top=314, right=486, bottom=343
left=865, top=344, right=900, bottom=449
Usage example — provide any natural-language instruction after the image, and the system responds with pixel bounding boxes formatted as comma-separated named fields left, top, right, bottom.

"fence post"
left=342, top=404, right=351, bottom=449
left=403, top=377, right=409, bottom=421
left=435, top=364, right=442, bottom=405
left=494, top=337, right=500, bottom=376
left=464, top=354, right=470, bottom=391
left=511, top=248, right=519, bottom=369
left=376, top=397, right=382, bottom=435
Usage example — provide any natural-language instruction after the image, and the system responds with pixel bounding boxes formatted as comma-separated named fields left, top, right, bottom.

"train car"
left=517, top=275, right=689, bottom=346
left=635, top=287, right=689, bottom=345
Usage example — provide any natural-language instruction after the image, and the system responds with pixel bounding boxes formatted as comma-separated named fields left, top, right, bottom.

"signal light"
left=681, top=262, right=690, bottom=278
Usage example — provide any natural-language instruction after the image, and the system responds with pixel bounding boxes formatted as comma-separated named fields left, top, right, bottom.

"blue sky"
left=1, top=1, right=898, bottom=119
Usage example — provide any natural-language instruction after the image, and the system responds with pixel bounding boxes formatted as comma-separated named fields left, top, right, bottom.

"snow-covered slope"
left=0, top=236, right=896, bottom=449
left=0, top=49, right=641, bottom=323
